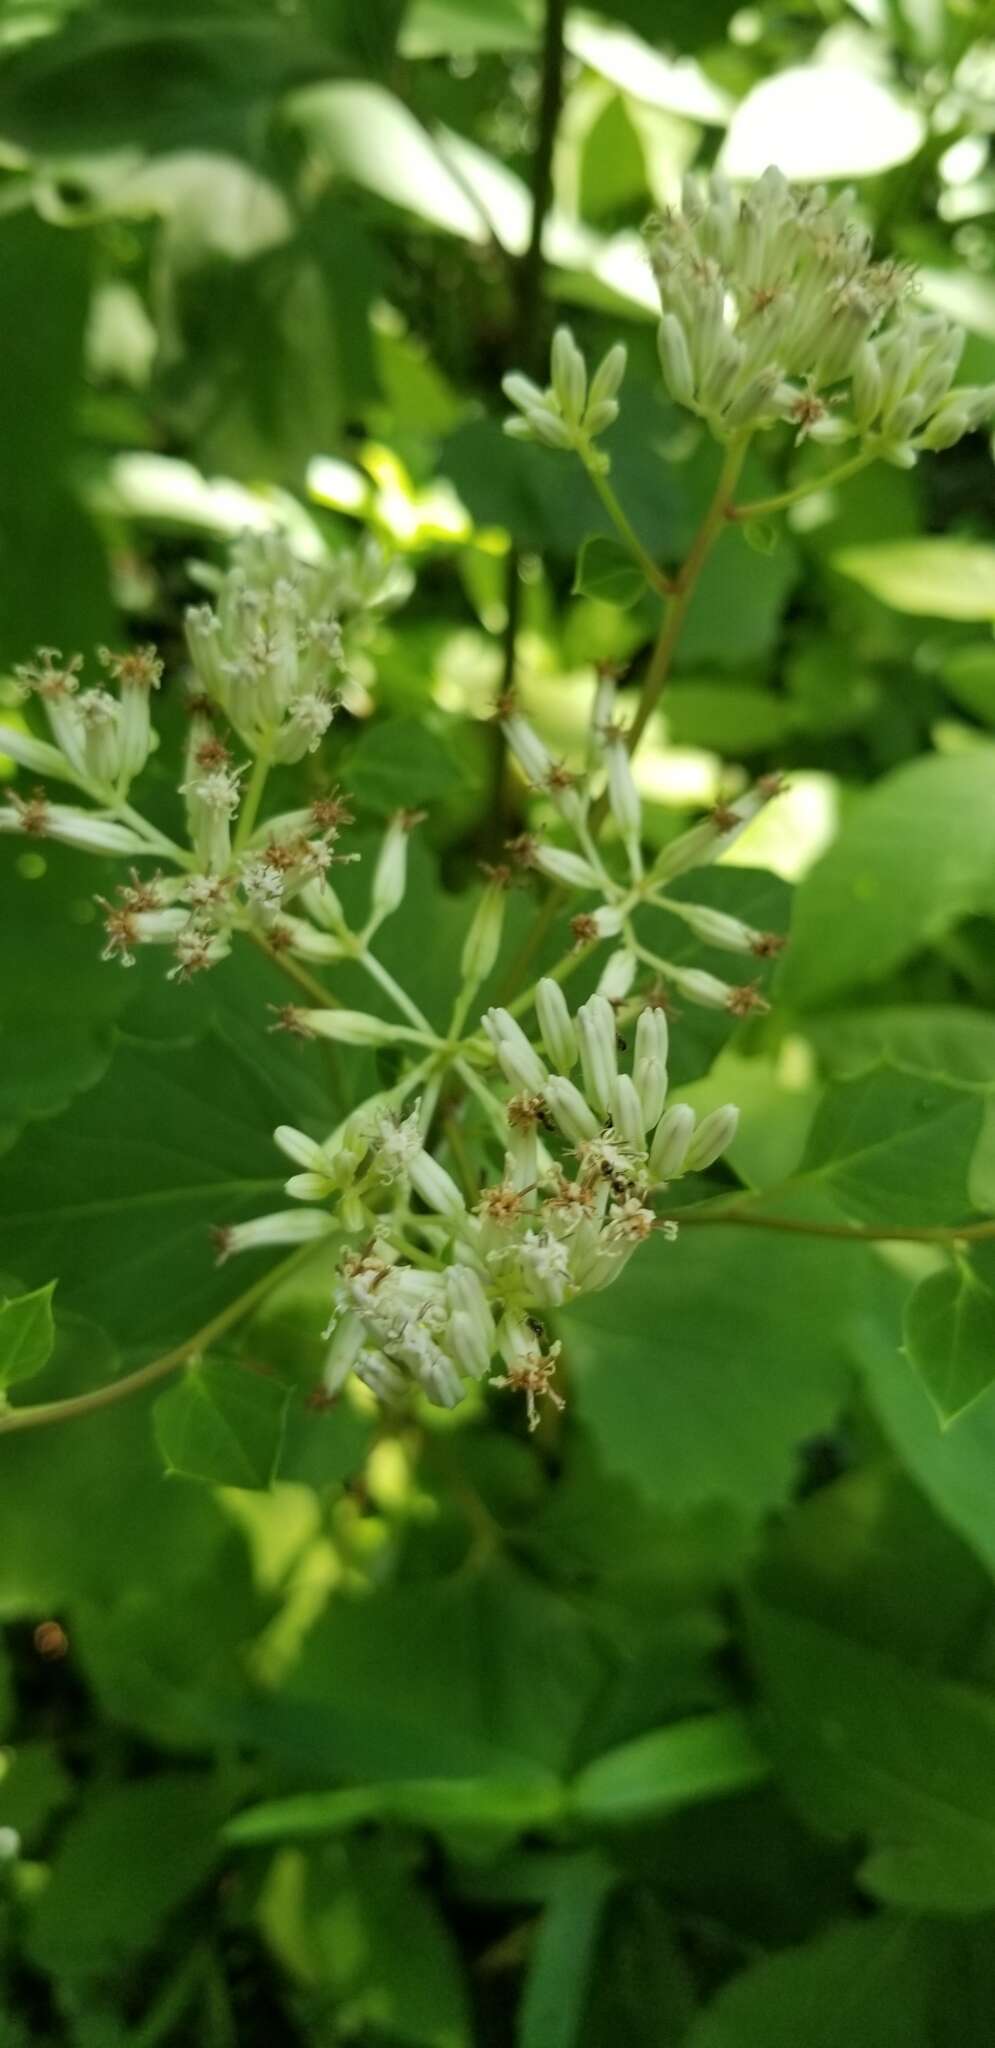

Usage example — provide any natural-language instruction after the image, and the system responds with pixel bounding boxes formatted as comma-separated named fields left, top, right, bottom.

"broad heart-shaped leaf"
left=563, top=1228, right=896, bottom=1519
left=834, top=539, right=995, bottom=620
left=685, top=1918, right=930, bottom=2048
left=767, top=1063, right=995, bottom=1228
left=239, top=1557, right=609, bottom=1782
left=0, top=1282, right=55, bottom=1391
left=904, top=1259, right=995, bottom=1425
left=154, top=1359, right=289, bottom=1489
left=573, top=534, right=645, bottom=609
left=747, top=1592, right=995, bottom=1912
left=780, top=749, right=995, bottom=1008
left=0, top=1024, right=330, bottom=1366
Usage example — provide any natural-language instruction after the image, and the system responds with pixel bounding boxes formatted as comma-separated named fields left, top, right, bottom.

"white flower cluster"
left=649, top=165, right=994, bottom=459
left=0, top=531, right=414, bottom=983
left=502, top=331, right=627, bottom=467
left=298, top=984, right=738, bottom=1430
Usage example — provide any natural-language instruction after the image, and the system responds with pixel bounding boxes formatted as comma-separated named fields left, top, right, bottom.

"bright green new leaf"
left=225, top=1772, right=565, bottom=1846
left=154, top=1358, right=289, bottom=1489
left=570, top=1711, right=768, bottom=1825
left=781, top=751, right=995, bottom=1006
left=0, top=1281, right=56, bottom=1392
left=904, top=1259, right=995, bottom=1425
left=834, top=540, right=995, bottom=620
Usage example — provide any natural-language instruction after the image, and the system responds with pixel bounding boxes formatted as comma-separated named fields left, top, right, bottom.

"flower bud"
left=298, top=1009, right=420, bottom=1047
left=596, top=947, right=637, bottom=1002
left=658, top=313, right=695, bottom=408
left=503, top=713, right=554, bottom=789
left=684, top=1103, right=739, bottom=1171
left=611, top=1074, right=646, bottom=1147
left=410, top=1149, right=466, bottom=1220
left=532, top=844, right=600, bottom=890
left=274, top=1125, right=333, bottom=1174
left=576, top=993, right=618, bottom=1116
left=482, top=1008, right=548, bottom=1093
left=851, top=342, right=883, bottom=430
left=635, top=1004, right=668, bottom=1073
left=544, top=1074, right=600, bottom=1145
left=634, top=1055, right=667, bottom=1131
left=551, top=327, right=587, bottom=427
left=588, top=341, right=627, bottom=411
left=0, top=724, right=84, bottom=785
left=648, top=1102, right=695, bottom=1180
left=666, top=900, right=763, bottom=953
left=371, top=813, right=411, bottom=923
left=666, top=965, right=735, bottom=1010
left=461, top=880, right=506, bottom=989
left=214, top=1208, right=331, bottom=1263
left=536, top=978, right=577, bottom=1072
left=322, top=1310, right=366, bottom=1393
left=606, top=737, right=641, bottom=844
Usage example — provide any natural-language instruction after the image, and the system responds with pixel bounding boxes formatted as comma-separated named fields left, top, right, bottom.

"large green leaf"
left=565, top=1228, right=893, bottom=1518
left=686, top=1919, right=929, bottom=2048
left=748, top=1592, right=995, bottom=1911
left=0, top=1024, right=329, bottom=1363
left=781, top=750, right=995, bottom=1008
left=25, top=1773, right=229, bottom=1979
left=771, top=1063, right=995, bottom=1227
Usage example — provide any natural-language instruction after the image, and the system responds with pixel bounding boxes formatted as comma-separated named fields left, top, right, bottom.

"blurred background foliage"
left=2, top=0, right=995, bottom=2040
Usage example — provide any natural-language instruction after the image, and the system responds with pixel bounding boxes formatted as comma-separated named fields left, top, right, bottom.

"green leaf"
left=686, top=1918, right=929, bottom=2048
left=0, top=839, right=143, bottom=1145
left=346, top=714, right=465, bottom=813
left=0, top=1282, right=56, bottom=1391
left=248, top=1558, right=608, bottom=1781
left=573, top=534, right=646, bottom=609
left=662, top=682, right=792, bottom=754
left=25, top=1773, right=229, bottom=1979
left=154, top=1358, right=289, bottom=1489
left=565, top=1229, right=890, bottom=1519
left=904, top=1259, right=995, bottom=1425
left=0, top=1023, right=328, bottom=1364
left=780, top=751, right=995, bottom=1007
left=518, top=1854, right=617, bottom=2048
left=778, top=1063, right=994, bottom=1227
left=940, top=644, right=995, bottom=728
left=748, top=1593, right=995, bottom=1911
left=570, top=1712, right=768, bottom=1826
left=226, top=1772, right=565, bottom=1846
left=834, top=540, right=995, bottom=620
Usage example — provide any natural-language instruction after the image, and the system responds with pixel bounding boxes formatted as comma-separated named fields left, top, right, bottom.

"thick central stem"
left=628, top=438, right=749, bottom=756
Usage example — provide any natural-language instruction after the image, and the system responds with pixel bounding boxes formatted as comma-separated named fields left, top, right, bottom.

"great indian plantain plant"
left=1, top=168, right=992, bottom=1434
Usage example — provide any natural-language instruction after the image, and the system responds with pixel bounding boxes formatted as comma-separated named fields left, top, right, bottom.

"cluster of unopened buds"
left=504, top=166, right=994, bottom=467
left=0, top=531, right=410, bottom=982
